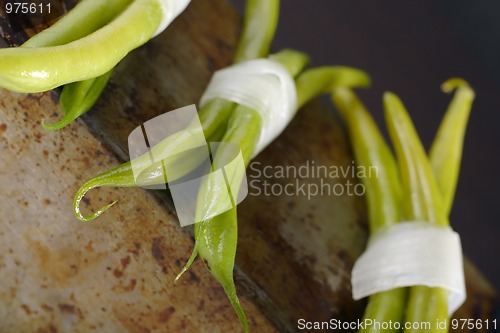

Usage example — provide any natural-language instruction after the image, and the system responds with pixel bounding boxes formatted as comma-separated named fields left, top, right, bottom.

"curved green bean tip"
left=74, top=183, right=105, bottom=221
left=41, top=114, right=77, bottom=131
left=383, top=91, right=399, bottom=107
left=174, top=248, right=198, bottom=284
left=228, top=290, right=249, bottom=333
left=73, top=172, right=126, bottom=221
left=441, top=77, right=473, bottom=94
left=74, top=193, right=118, bottom=222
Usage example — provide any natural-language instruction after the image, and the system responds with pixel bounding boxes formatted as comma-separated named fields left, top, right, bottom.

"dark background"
left=233, top=0, right=500, bottom=289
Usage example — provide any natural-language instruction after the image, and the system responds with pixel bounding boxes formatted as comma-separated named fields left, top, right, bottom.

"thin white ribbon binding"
left=153, top=0, right=191, bottom=37
left=199, top=58, right=297, bottom=157
left=351, top=222, right=466, bottom=315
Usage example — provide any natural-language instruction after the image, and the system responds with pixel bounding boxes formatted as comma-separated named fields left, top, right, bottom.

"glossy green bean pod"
left=334, top=81, right=474, bottom=332
left=189, top=105, right=263, bottom=333
left=233, top=0, right=279, bottom=63
left=175, top=55, right=371, bottom=332
left=0, top=0, right=162, bottom=93
left=174, top=49, right=312, bottom=332
left=43, top=71, right=113, bottom=130
left=74, top=98, right=235, bottom=221
left=21, top=0, right=132, bottom=129
left=429, top=78, right=475, bottom=215
left=296, top=67, right=371, bottom=109
left=384, top=92, right=449, bottom=333
left=22, top=0, right=132, bottom=48
left=74, top=0, right=281, bottom=221
left=332, top=88, right=406, bottom=333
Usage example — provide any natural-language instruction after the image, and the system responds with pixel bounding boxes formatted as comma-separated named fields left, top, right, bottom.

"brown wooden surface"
left=0, top=0, right=498, bottom=332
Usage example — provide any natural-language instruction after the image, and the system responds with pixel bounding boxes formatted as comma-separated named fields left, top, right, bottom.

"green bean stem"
left=384, top=92, right=449, bottom=333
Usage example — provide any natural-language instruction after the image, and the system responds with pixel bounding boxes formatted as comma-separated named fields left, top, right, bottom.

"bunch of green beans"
left=332, top=78, right=474, bottom=333
left=73, top=0, right=371, bottom=331
left=0, top=0, right=172, bottom=129
left=74, top=50, right=370, bottom=333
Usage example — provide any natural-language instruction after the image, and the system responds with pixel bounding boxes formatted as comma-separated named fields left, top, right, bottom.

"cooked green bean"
left=334, top=81, right=474, bottom=333
left=74, top=98, right=235, bottom=221
left=384, top=92, right=449, bottom=333
left=233, top=0, right=279, bottom=63
left=20, top=0, right=132, bottom=129
left=43, top=70, right=113, bottom=130
left=188, top=105, right=262, bottom=333
left=332, top=88, right=406, bottom=333
left=0, top=0, right=162, bottom=93
left=429, top=78, right=475, bottom=215
left=22, top=0, right=132, bottom=48
left=72, top=1, right=371, bottom=330
left=175, top=53, right=369, bottom=332
left=296, top=67, right=371, bottom=109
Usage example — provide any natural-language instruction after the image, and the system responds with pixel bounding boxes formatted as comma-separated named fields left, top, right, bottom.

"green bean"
left=268, top=49, right=310, bottom=76
left=74, top=98, right=235, bottom=221
left=429, top=78, right=475, bottom=216
left=20, top=0, right=131, bottom=129
left=384, top=92, right=448, bottom=333
left=175, top=51, right=370, bottom=332
left=71, top=0, right=371, bottom=329
left=74, top=0, right=283, bottom=221
left=175, top=49, right=310, bottom=332
left=233, top=0, right=279, bottom=63
left=22, top=0, right=132, bottom=48
left=190, top=106, right=262, bottom=333
left=332, top=89, right=401, bottom=232
left=384, top=93, right=446, bottom=225
left=295, top=67, right=371, bottom=109
left=0, top=0, right=162, bottom=93
left=334, top=82, right=474, bottom=332
left=43, top=70, right=113, bottom=130
left=332, top=88, right=406, bottom=333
